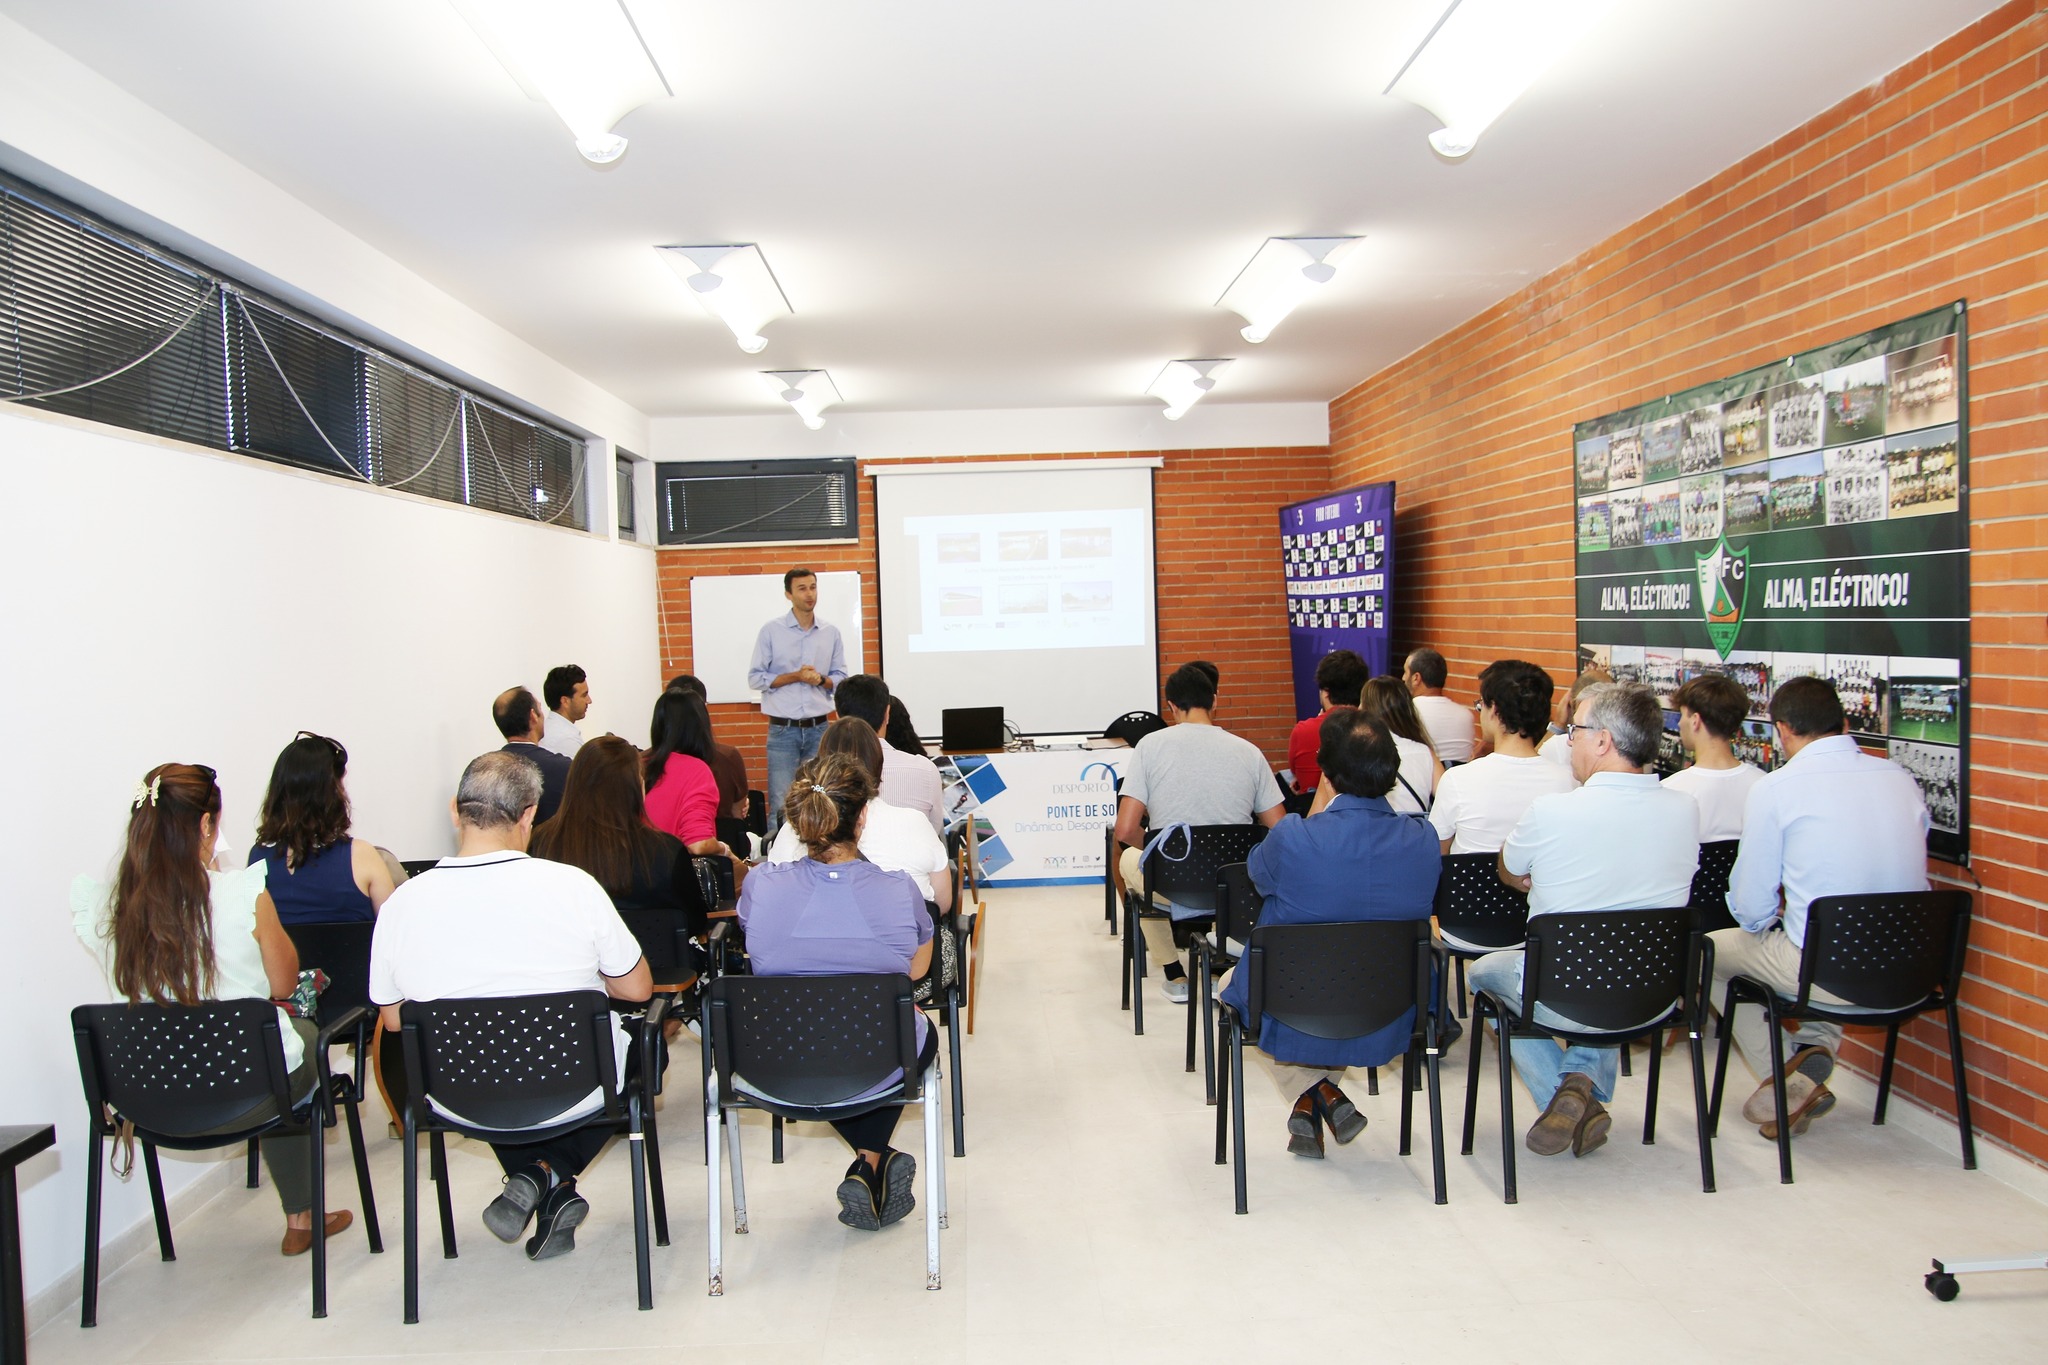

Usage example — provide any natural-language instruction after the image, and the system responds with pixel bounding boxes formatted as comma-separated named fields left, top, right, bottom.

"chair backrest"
left=400, top=859, right=439, bottom=879
left=1523, top=908, right=1692, bottom=1032
left=282, top=920, right=375, bottom=1024
left=1245, top=919, right=1432, bottom=1041
left=1688, top=839, right=1742, bottom=932
left=619, top=906, right=696, bottom=978
left=1213, top=861, right=1264, bottom=943
left=1802, top=890, right=1971, bottom=1012
left=745, top=789, right=768, bottom=839
left=1281, top=789, right=1315, bottom=818
left=1104, top=710, right=1167, bottom=747
left=72, top=999, right=296, bottom=1137
left=1432, top=851, right=1530, bottom=951
left=398, top=990, right=621, bottom=1132
left=691, top=854, right=737, bottom=910
left=1143, top=824, right=1269, bottom=913
left=708, top=973, right=920, bottom=1109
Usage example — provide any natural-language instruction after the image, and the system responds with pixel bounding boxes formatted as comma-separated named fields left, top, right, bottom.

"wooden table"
left=0, top=1125, right=55, bottom=1365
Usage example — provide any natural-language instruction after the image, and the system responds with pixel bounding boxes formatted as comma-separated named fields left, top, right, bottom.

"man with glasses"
left=1468, top=682, right=1700, bottom=1158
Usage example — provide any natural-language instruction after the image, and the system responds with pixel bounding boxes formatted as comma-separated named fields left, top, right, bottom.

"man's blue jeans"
left=1467, top=949, right=1618, bottom=1112
left=764, top=721, right=823, bottom=834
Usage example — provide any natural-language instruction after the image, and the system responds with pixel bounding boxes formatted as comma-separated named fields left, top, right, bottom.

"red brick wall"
left=1328, top=2, right=2048, bottom=1164
left=654, top=446, right=1333, bottom=782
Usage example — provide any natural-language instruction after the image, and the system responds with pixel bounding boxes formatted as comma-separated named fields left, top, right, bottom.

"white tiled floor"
left=33, top=885, right=2048, bottom=1362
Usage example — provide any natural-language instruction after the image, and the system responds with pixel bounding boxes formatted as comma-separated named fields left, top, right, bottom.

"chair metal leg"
left=245, top=1137, right=261, bottom=1190
left=1214, top=1018, right=1231, bottom=1167
left=1708, top=985, right=1738, bottom=1137
left=725, top=1111, right=749, bottom=1235
left=704, top=1074, right=723, bottom=1297
left=1367, top=1065, right=1380, bottom=1097
left=1200, top=949, right=1218, bottom=1104
left=402, top=1114, right=420, bottom=1324
left=141, top=1142, right=175, bottom=1262
left=1875, top=1022, right=1901, bottom=1123
left=1946, top=1000, right=1978, bottom=1170
left=1619, top=1041, right=1633, bottom=1078
left=947, top=993, right=967, bottom=1157
left=430, top=1132, right=456, bottom=1258
left=1397, top=1045, right=1415, bottom=1156
left=629, top=1097, right=652, bottom=1312
left=924, top=1062, right=943, bottom=1290
left=1425, top=1041, right=1448, bottom=1206
left=1497, top=1016, right=1518, bottom=1205
left=309, top=1115, right=328, bottom=1319
left=80, top=1127, right=103, bottom=1328
left=1642, top=1029, right=1663, bottom=1145
left=642, top=1092, right=669, bottom=1247
left=342, top=1097, right=383, bottom=1253
left=1119, top=898, right=1133, bottom=1013
left=1131, top=911, right=1147, bottom=1037
left=1764, top=1000, right=1794, bottom=1185
left=1455, top=957, right=1469, bottom=1018
left=771, top=1115, right=783, bottom=1164
left=1229, top=1029, right=1248, bottom=1215
left=1460, top=1000, right=1485, bottom=1156
left=1185, top=940, right=1201, bottom=1074
left=1688, top=1029, right=1716, bottom=1194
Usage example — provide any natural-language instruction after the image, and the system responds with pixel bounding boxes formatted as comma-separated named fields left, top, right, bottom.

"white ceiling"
left=0, top=1, right=2003, bottom=421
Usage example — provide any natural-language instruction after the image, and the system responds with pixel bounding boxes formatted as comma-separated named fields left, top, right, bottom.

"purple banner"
left=1280, top=482, right=1396, bottom=720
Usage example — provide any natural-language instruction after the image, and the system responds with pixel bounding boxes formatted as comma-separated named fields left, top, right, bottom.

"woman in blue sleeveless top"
left=247, top=732, right=394, bottom=923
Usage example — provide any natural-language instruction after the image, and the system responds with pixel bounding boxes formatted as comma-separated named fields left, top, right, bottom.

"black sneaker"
left=876, top=1149, right=917, bottom=1228
left=524, top=1180, right=588, bottom=1260
left=482, top=1164, right=546, bottom=1243
left=836, top=1158, right=881, bottom=1231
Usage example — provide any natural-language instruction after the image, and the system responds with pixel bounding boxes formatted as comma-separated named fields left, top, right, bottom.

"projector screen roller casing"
left=874, top=463, right=1159, bottom=735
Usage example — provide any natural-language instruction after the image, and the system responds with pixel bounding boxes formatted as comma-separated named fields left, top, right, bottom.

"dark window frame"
left=656, top=457, right=859, bottom=546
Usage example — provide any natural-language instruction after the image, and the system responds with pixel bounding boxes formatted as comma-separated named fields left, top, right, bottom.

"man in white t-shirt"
left=370, top=751, right=652, bottom=1262
left=765, top=718, right=953, bottom=910
left=833, top=674, right=946, bottom=833
left=1661, top=673, right=1765, bottom=841
left=1470, top=682, right=1699, bottom=1159
left=539, top=664, right=590, bottom=758
left=1429, top=660, right=1576, bottom=854
left=1113, top=662, right=1284, bottom=1002
left=1406, top=647, right=1476, bottom=764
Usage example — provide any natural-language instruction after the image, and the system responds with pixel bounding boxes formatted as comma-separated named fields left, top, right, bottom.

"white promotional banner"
left=945, top=748, right=1127, bottom=886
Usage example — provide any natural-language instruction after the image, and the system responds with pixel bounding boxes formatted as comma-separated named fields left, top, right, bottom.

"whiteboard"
left=689, top=571, right=865, bottom=705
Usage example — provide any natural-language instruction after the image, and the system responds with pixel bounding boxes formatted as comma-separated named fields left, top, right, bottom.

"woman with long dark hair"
left=1355, top=676, right=1445, bottom=816
left=882, top=695, right=925, bottom=757
left=532, top=736, right=707, bottom=933
left=72, top=762, right=354, bottom=1255
left=248, top=732, right=395, bottom=923
left=643, top=688, right=725, bottom=853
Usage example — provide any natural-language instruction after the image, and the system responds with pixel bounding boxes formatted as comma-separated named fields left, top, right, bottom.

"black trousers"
left=830, top=1029, right=940, bottom=1156
left=489, top=1035, right=663, bottom=1182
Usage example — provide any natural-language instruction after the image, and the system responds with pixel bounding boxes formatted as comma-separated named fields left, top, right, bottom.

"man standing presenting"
left=747, top=568, right=848, bottom=827
left=540, top=665, right=591, bottom=758
left=1406, top=647, right=1476, bottom=764
left=1711, top=677, right=1929, bottom=1140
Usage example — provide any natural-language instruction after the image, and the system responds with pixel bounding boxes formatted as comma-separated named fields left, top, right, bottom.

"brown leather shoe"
left=1760, top=1082, right=1836, bottom=1140
left=1526, top=1073, right=1594, bottom=1156
left=1571, top=1098, right=1612, bottom=1157
left=281, top=1210, right=353, bottom=1256
left=1286, top=1094, right=1325, bottom=1158
left=1313, top=1081, right=1367, bottom=1145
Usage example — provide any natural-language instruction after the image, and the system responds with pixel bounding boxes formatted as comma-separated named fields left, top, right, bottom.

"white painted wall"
left=0, top=404, right=661, bottom=1311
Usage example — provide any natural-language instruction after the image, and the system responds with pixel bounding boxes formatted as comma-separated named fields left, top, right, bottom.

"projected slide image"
left=938, top=533, right=982, bottom=564
left=1062, top=581, right=1114, bottom=612
left=999, top=584, right=1050, bottom=615
left=904, top=507, right=1149, bottom=654
left=999, top=531, right=1050, bottom=562
left=1061, top=527, right=1113, bottom=558
left=939, top=588, right=984, bottom=617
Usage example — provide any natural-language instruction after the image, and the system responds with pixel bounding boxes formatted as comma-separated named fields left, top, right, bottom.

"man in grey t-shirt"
left=1113, top=662, right=1284, bottom=1002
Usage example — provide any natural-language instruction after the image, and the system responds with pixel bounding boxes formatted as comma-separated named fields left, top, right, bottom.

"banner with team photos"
left=1573, top=303, right=1968, bottom=862
left=1280, top=481, right=1396, bottom=722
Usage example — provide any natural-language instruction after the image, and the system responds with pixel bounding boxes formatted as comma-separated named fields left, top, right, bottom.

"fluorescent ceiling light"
left=656, top=245, right=792, bottom=353
left=1217, top=237, right=1362, bottom=344
left=453, top=0, right=672, bottom=164
left=1385, top=0, right=1618, bottom=159
left=761, top=370, right=840, bottom=430
left=1147, top=359, right=1231, bottom=421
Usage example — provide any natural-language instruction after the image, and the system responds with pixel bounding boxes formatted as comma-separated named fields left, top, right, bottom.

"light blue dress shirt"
left=747, top=611, right=847, bottom=719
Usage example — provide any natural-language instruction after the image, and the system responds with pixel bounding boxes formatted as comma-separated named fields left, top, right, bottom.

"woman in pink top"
left=642, top=688, right=724, bottom=854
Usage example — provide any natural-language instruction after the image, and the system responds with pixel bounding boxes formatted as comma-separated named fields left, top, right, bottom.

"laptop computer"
left=940, top=705, right=1006, bottom=753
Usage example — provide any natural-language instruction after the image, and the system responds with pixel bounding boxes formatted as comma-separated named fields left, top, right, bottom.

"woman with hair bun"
left=736, top=752, right=935, bottom=1232
left=72, top=763, right=354, bottom=1256
left=248, top=732, right=396, bottom=924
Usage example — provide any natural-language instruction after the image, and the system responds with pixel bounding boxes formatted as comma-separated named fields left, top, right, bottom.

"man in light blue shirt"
left=1471, top=682, right=1699, bottom=1159
left=1711, top=676, right=1930, bottom=1139
left=747, top=568, right=848, bottom=830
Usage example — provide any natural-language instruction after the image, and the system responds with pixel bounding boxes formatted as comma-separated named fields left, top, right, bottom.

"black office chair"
left=394, top=991, right=668, bottom=1322
left=1461, top=907, right=1714, bottom=1203
left=744, top=789, right=768, bottom=840
left=1122, top=824, right=1269, bottom=1038
left=1433, top=852, right=1531, bottom=1016
left=1709, top=890, right=1974, bottom=1185
left=621, top=905, right=702, bottom=991
left=1213, top=919, right=1449, bottom=1213
left=703, top=972, right=948, bottom=1295
left=1192, top=861, right=1262, bottom=1104
left=282, top=919, right=382, bottom=1197
left=71, top=998, right=380, bottom=1324
left=1103, top=709, right=1167, bottom=747
left=1688, top=840, right=1742, bottom=933
left=399, top=859, right=439, bottom=879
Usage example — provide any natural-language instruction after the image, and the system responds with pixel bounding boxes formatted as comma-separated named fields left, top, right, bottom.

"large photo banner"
left=1281, top=481, right=1396, bottom=721
left=1573, top=302, right=1968, bottom=861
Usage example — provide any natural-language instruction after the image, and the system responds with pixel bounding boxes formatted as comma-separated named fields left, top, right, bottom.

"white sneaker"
left=1158, top=976, right=1190, bottom=1004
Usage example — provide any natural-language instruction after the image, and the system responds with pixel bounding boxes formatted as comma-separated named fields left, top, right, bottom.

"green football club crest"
left=1695, top=536, right=1750, bottom=659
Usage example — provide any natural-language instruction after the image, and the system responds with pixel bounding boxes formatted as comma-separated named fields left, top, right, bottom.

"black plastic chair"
left=399, top=859, right=439, bottom=879
left=395, top=991, right=668, bottom=1322
left=1213, top=919, right=1448, bottom=1213
left=691, top=854, right=738, bottom=912
left=703, top=973, right=947, bottom=1296
left=1433, top=852, right=1531, bottom=1016
left=1103, top=710, right=1167, bottom=747
left=925, top=862, right=970, bottom=1158
left=1709, top=890, right=1974, bottom=1184
left=744, top=789, right=768, bottom=840
left=1688, top=840, right=1742, bottom=933
left=1461, top=908, right=1714, bottom=1203
left=1102, top=774, right=1127, bottom=935
left=620, top=906, right=701, bottom=989
left=280, top=919, right=382, bottom=1178
left=1123, top=824, right=1268, bottom=1037
left=71, top=998, right=381, bottom=1324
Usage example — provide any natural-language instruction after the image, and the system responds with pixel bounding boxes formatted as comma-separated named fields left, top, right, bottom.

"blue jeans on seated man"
left=1467, top=949, right=1618, bottom=1112
left=764, top=722, right=824, bottom=834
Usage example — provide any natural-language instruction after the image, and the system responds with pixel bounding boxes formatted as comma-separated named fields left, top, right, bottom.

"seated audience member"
left=495, top=686, right=573, bottom=823
left=369, top=752, right=653, bottom=1260
left=1222, top=711, right=1441, bottom=1157
left=74, top=763, right=354, bottom=1255
left=1428, top=660, right=1575, bottom=854
left=666, top=674, right=751, bottom=830
left=642, top=688, right=730, bottom=858
left=1190, top=660, right=1221, bottom=697
left=1472, top=683, right=1699, bottom=1158
left=1288, top=649, right=1369, bottom=795
left=531, top=736, right=709, bottom=934
left=1661, top=673, right=1766, bottom=841
left=248, top=731, right=395, bottom=924
left=1711, top=677, right=1930, bottom=1140
left=540, top=665, right=591, bottom=758
left=1539, top=667, right=1612, bottom=768
left=1113, top=662, right=1285, bottom=1003
left=833, top=674, right=945, bottom=832
left=738, top=753, right=936, bottom=1230
left=1355, top=675, right=1444, bottom=816
left=1405, top=648, right=1475, bottom=764
left=883, top=694, right=926, bottom=758
left=766, top=719, right=952, bottom=912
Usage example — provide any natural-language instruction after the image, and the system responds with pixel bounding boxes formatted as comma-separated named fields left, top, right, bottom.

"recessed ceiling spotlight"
left=452, top=0, right=672, bottom=164
left=760, top=370, right=840, bottom=430
left=1385, top=0, right=1618, bottom=160
left=1218, top=237, right=1363, bottom=344
left=1147, top=359, right=1232, bottom=421
left=656, top=245, right=793, bottom=353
